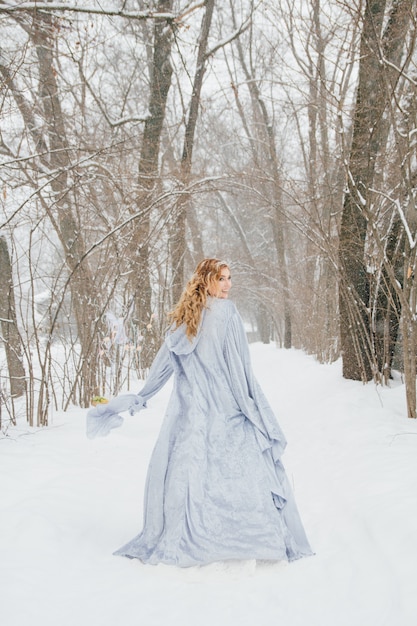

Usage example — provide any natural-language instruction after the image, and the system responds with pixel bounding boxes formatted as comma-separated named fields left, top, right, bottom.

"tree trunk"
left=130, top=0, right=174, bottom=367
left=32, top=13, right=101, bottom=409
left=372, top=218, right=403, bottom=381
left=0, top=237, right=26, bottom=398
left=306, top=0, right=343, bottom=362
left=171, top=0, right=216, bottom=303
left=402, top=246, right=417, bottom=418
left=338, top=0, right=413, bottom=380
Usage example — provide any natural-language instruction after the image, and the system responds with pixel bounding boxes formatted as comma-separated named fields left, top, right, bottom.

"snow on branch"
left=205, top=15, right=251, bottom=59
left=390, top=198, right=416, bottom=250
left=71, top=56, right=151, bottom=127
left=380, top=55, right=417, bottom=88
left=347, top=169, right=366, bottom=206
left=0, top=2, right=176, bottom=21
left=369, top=187, right=417, bottom=250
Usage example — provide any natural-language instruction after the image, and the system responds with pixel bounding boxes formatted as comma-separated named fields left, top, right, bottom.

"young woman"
left=87, top=258, right=313, bottom=567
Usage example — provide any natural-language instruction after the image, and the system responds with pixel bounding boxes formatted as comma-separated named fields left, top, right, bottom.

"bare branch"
left=76, top=60, right=150, bottom=128
left=0, top=1, right=176, bottom=21
left=205, top=15, right=251, bottom=59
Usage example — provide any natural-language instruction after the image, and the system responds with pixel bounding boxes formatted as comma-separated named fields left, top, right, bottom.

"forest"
left=1, top=0, right=417, bottom=426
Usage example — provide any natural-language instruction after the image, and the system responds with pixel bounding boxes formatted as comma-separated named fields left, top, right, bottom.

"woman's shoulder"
left=207, top=297, right=239, bottom=320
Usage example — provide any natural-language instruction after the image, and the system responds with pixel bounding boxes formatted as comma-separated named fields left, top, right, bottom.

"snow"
left=1, top=345, right=417, bottom=626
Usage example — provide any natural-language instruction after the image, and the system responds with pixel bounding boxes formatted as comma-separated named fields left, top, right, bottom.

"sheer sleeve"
left=223, top=309, right=287, bottom=461
left=86, top=341, right=173, bottom=439
left=135, top=341, right=173, bottom=402
left=86, top=393, right=145, bottom=439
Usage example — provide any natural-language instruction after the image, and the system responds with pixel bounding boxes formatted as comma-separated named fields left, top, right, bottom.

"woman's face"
left=210, top=266, right=232, bottom=299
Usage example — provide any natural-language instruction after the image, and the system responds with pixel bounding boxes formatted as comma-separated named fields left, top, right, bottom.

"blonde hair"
left=168, top=258, right=229, bottom=338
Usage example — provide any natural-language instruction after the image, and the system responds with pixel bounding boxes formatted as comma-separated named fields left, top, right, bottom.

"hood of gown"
left=165, top=308, right=206, bottom=356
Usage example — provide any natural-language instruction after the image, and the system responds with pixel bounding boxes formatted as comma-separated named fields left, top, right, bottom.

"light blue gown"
left=87, top=298, right=313, bottom=567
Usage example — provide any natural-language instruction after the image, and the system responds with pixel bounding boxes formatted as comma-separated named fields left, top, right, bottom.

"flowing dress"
left=88, top=297, right=313, bottom=567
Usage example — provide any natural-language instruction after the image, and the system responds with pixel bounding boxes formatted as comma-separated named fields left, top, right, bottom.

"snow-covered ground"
left=1, top=345, right=417, bottom=626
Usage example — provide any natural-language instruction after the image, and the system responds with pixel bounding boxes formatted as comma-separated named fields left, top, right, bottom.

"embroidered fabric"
left=89, top=298, right=313, bottom=566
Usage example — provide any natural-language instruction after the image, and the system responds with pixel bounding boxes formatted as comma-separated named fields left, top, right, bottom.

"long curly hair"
left=168, top=258, right=229, bottom=339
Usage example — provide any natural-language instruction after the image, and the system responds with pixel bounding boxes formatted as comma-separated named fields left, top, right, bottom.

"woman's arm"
left=136, top=341, right=174, bottom=403
left=86, top=341, right=174, bottom=438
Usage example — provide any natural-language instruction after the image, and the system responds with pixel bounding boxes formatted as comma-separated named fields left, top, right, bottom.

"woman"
left=87, top=259, right=313, bottom=567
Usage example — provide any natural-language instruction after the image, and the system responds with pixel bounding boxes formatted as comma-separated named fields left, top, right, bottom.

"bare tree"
left=338, top=0, right=414, bottom=381
left=170, top=0, right=217, bottom=302
left=128, top=0, right=175, bottom=367
left=0, top=10, right=105, bottom=415
left=227, top=1, right=292, bottom=346
left=0, top=5, right=174, bottom=416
